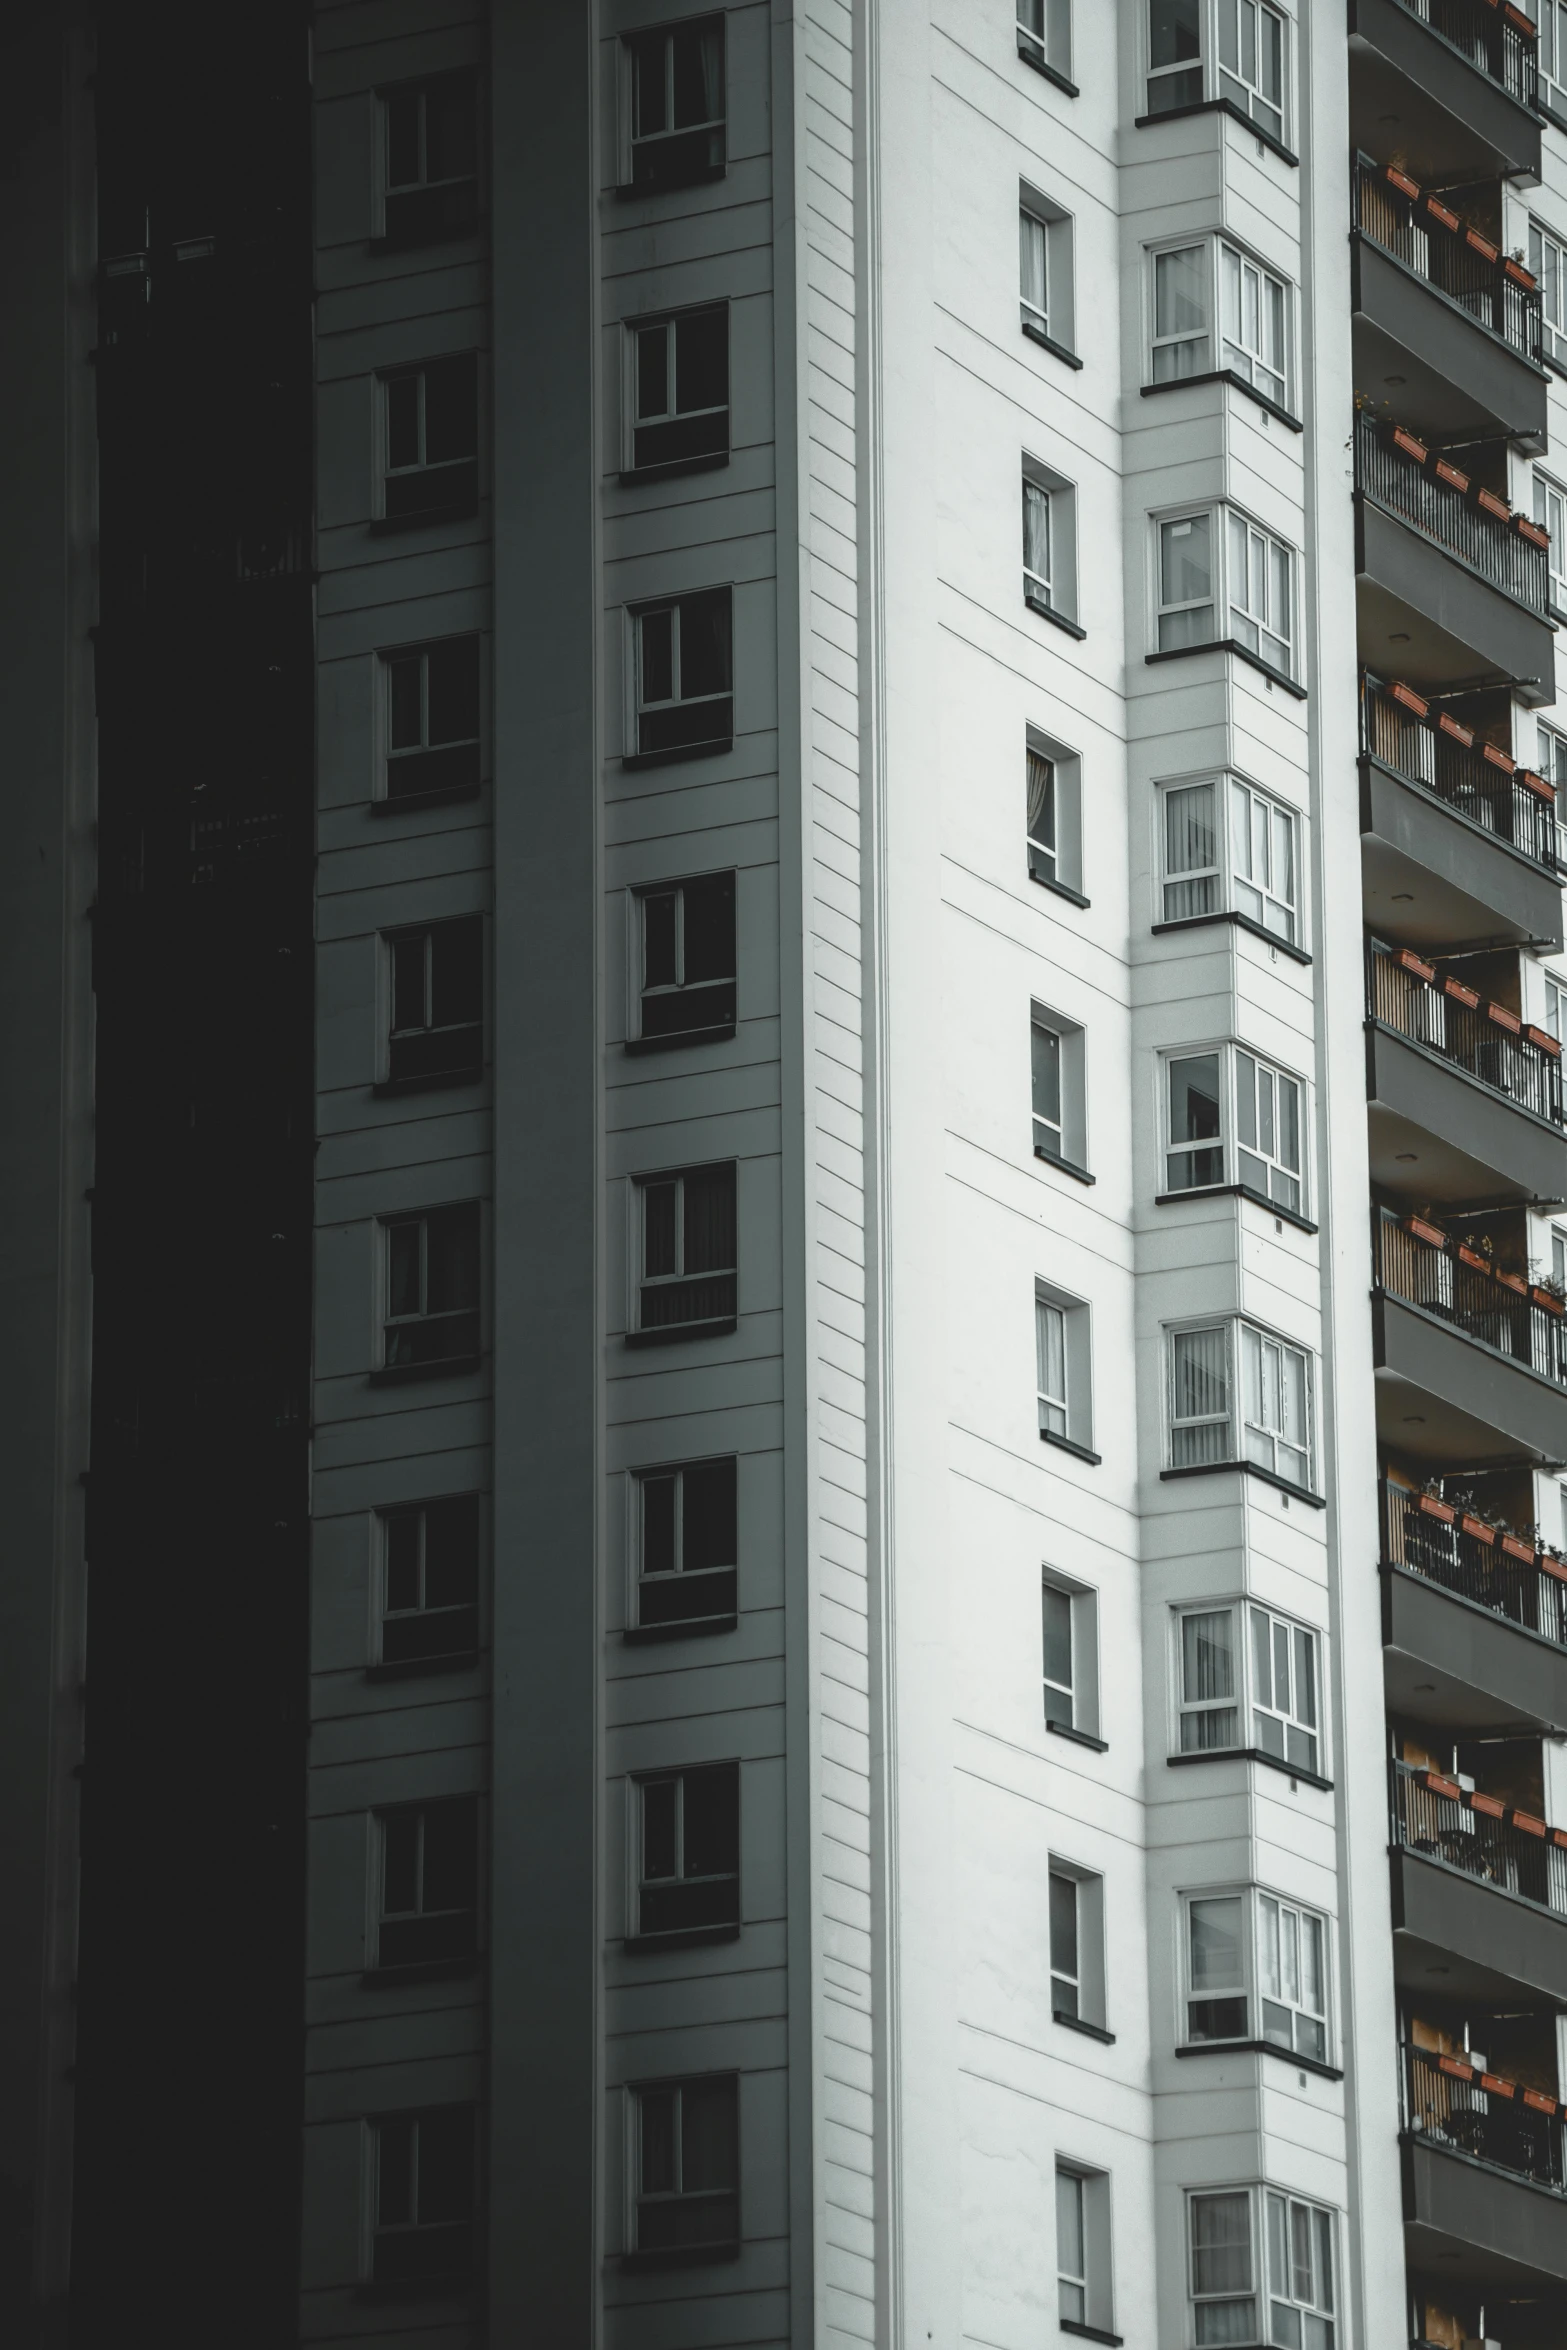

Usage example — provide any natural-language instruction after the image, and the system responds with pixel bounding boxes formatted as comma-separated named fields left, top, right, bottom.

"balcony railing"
left=1392, top=1757, right=1567, bottom=1913
left=1381, top=1475, right=1567, bottom=1643
left=1385, top=0, right=1540, bottom=109
left=1353, top=154, right=1542, bottom=363
left=1374, top=1205, right=1567, bottom=1380
left=1367, top=939, right=1565, bottom=1122
left=1360, top=673, right=1561, bottom=872
left=1355, top=408, right=1551, bottom=615
left=1403, top=2042, right=1566, bottom=2191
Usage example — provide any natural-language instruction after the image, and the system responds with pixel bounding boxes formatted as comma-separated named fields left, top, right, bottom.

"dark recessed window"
left=632, top=589, right=733, bottom=759
left=383, top=1203, right=480, bottom=1371
left=635, top=872, right=735, bottom=1045
left=635, top=1762, right=740, bottom=1938
left=626, top=17, right=726, bottom=192
left=379, top=1495, right=480, bottom=1666
left=384, top=636, right=481, bottom=800
left=376, top=1797, right=478, bottom=1969
left=371, top=2108, right=475, bottom=2289
left=630, top=304, right=729, bottom=472
left=381, top=355, right=478, bottom=523
left=381, top=71, right=478, bottom=245
left=635, top=1458, right=738, bottom=1631
left=633, top=2076, right=739, bottom=2257
left=633, top=1163, right=736, bottom=1338
left=386, top=917, right=483, bottom=1084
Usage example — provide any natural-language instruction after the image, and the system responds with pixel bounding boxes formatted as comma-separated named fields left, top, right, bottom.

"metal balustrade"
left=1360, top=674, right=1561, bottom=871
left=1355, top=408, right=1551, bottom=614
left=1381, top=1476, right=1567, bottom=1643
left=1367, top=940, right=1565, bottom=1123
left=1353, top=155, right=1543, bottom=363
left=1403, top=2043, right=1566, bottom=2190
left=1392, top=1757, right=1567, bottom=1914
left=1384, top=0, right=1539, bottom=108
left=1374, top=1205, right=1567, bottom=1381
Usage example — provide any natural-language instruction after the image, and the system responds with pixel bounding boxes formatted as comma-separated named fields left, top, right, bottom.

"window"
left=626, top=304, right=729, bottom=474
left=1167, top=1320, right=1314, bottom=1489
left=1230, top=776, right=1297, bottom=937
left=380, top=355, right=478, bottom=523
left=1025, top=727, right=1084, bottom=896
left=1147, top=0, right=1204, bottom=112
left=1265, top=2192, right=1335, bottom=2349
left=1056, top=2166, right=1114, bottom=2336
left=1188, top=2190, right=1256, bottom=2346
left=1036, top=1283, right=1094, bottom=1454
left=1042, top=1568, right=1100, bottom=1738
left=1174, top=1600, right=1322, bottom=1772
left=632, top=2076, right=739, bottom=2255
left=382, top=1203, right=480, bottom=1371
left=1526, top=0, right=1567, bottom=121
left=1031, top=1006, right=1087, bottom=1172
left=379, top=1495, right=481, bottom=1667
left=1536, top=471, right=1567, bottom=615
left=1017, top=0, right=1073, bottom=82
left=1539, top=721, right=1567, bottom=866
left=1164, top=1044, right=1305, bottom=1211
left=1531, top=218, right=1567, bottom=369
left=1019, top=184, right=1076, bottom=357
left=1161, top=775, right=1299, bottom=938
left=634, top=1762, right=740, bottom=1939
left=371, top=2109, right=475, bottom=2288
left=385, top=918, right=483, bottom=1084
left=1147, top=0, right=1286, bottom=133
left=1150, top=238, right=1289, bottom=407
left=631, top=589, right=733, bottom=759
left=1182, top=1887, right=1329, bottom=2059
left=1022, top=457, right=1079, bottom=628
left=632, top=871, right=736, bottom=1047
left=1218, top=0, right=1284, bottom=136
left=1156, top=506, right=1296, bottom=679
left=375, top=1798, right=479, bottom=1970
left=633, top=1457, right=738, bottom=1632
left=378, top=72, right=478, bottom=245
left=1049, top=1860, right=1107, bottom=2029
left=624, top=16, right=725, bottom=192
left=632, top=1162, right=737, bottom=1339
left=383, top=636, right=481, bottom=800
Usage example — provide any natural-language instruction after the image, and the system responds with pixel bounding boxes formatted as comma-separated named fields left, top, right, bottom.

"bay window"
left=1188, top=2188, right=1335, bottom=2349
left=1163, top=1043, right=1305, bottom=1212
left=1146, top=0, right=1288, bottom=141
left=1174, top=1598, right=1323, bottom=1773
left=1155, top=504, right=1297, bottom=681
left=1149, top=236, right=1290, bottom=409
left=1181, top=1886, right=1329, bottom=2060
left=1160, top=774, right=1299, bottom=940
left=1167, top=1319, right=1315, bottom=1490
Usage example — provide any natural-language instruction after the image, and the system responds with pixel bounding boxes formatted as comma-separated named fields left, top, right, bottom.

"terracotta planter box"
left=1514, top=1810, right=1547, bottom=1837
left=1386, top=165, right=1420, bottom=198
left=1502, top=1534, right=1538, bottom=1561
left=1443, top=979, right=1480, bottom=1008
left=1393, top=426, right=1429, bottom=462
left=1518, top=767, right=1557, bottom=801
left=1545, top=1555, right=1567, bottom=1584
left=1436, top=460, right=1471, bottom=492
left=1480, top=2073, right=1513, bottom=2097
left=1487, top=1002, right=1523, bottom=1033
left=1466, top=228, right=1500, bottom=262
left=1427, top=198, right=1461, bottom=231
left=1418, top=1493, right=1455, bottom=1522
left=1427, top=1774, right=1462, bottom=1801
left=1525, top=2088, right=1560, bottom=2114
left=1481, top=739, right=1516, bottom=771
left=1438, top=2053, right=1474, bottom=2082
left=1406, top=1215, right=1447, bottom=1247
left=1518, top=517, right=1552, bottom=548
left=1532, top=1286, right=1566, bottom=1314
left=1438, top=713, right=1475, bottom=745
left=1390, top=680, right=1429, bottom=716
left=1524, top=1023, right=1560, bottom=1054
left=1497, top=1271, right=1529, bottom=1295
left=1476, top=487, right=1510, bottom=519
left=1399, top=949, right=1438, bottom=981
left=1457, top=1244, right=1490, bottom=1271
left=1471, top=1791, right=1507, bottom=1817
left=1504, top=254, right=1538, bottom=288
left=1461, top=1513, right=1496, bottom=1542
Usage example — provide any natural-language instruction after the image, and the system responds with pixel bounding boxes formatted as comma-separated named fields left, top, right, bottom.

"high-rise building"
left=3, top=0, right=1567, bottom=2344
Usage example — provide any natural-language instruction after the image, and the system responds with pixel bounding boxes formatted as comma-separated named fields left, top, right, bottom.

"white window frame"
left=1539, top=719, right=1567, bottom=867
left=1017, top=0, right=1073, bottom=83
left=1019, top=181, right=1076, bottom=358
left=1180, top=1885, right=1331, bottom=2061
left=1049, top=1857, right=1107, bottom=2029
left=1148, top=234, right=1291, bottom=410
left=1166, top=1317, right=1316, bottom=1491
left=1031, top=1003, right=1088, bottom=1173
left=1042, top=1566, right=1101, bottom=1739
left=1154, top=504, right=1297, bottom=680
left=1172, top=1597, right=1324, bottom=1773
left=1036, top=1281, right=1095, bottom=1454
left=1055, top=2164, right=1115, bottom=2335
left=1026, top=725, right=1084, bottom=897
left=1531, top=216, right=1567, bottom=369
left=1145, top=0, right=1289, bottom=139
left=1161, top=1040, right=1307, bottom=1213
left=626, top=2073, right=740, bottom=2256
left=1022, top=454, right=1080, bottom=629
left=1526, top=0, right=1567, bottom=122
left=1536, top=468, right=1567, bottom=614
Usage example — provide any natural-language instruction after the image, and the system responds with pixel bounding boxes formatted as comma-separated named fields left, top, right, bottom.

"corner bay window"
left=1152, top=237, right=1288, bottom=406
left=384, top=635, right=481, bottom=800
left=629, top=304, right=729, bottom=473
left=634, top=870, right=736, bottom=1045
left=380, top=71, right=478, bottom=244
left=632, top=589, right=733, bottom=759
left=386, top=917, right=483, bottom=1083
left=1147, top=0, right=1286, bottom=138
left=1188, top=2187, right=1335, bottom=2350
left=1162, top=774, right=1298, bottom=941
left=626, top=16, right=725, bottom=192
left=634, top=1762, right=740, bottom=1939
left=1176, top=1599, right=1322, bottom=1773
left=1168, top=1319, right=1314, bottom=1490
left=372, top=2109, right=475, bottom=2288
left=1165, top=1042, right=1304, bottom=1212
left=383, top=1203, right=480, bottom=1371
left=379, top=1494, right=480, bottom=1666
left=1184, top=1887, right=1328, bottom=2059
left=1157, top=506, right=1294, bottom=678
left=381, top=354, right=478, bottom=523
left=376, top=1797, right=478, bottom=1970
left=633, top=2075, right=739, bottom=2256
left=634, top=1456, right=738, bottom=1631
left=633, top=1162, right=737, bottom=1339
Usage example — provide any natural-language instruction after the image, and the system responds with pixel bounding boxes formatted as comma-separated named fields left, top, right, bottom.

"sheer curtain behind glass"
left=1172, top=1324, right=1231, bottom=1463
left=1190, top=2192, right=1256, bottom=2346
left=1164, top=780, right=1219, bottom=917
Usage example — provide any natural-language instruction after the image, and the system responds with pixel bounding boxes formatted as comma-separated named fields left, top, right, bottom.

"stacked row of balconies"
left=1350, top=4, right=1567, bottom=2342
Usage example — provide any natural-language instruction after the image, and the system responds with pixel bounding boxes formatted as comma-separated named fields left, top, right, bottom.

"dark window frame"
left=630, top=1456, right=739, bottom=1636
left=373, top=1795, right=480, bottom=1973
left=631, top=1760, right=741, bottom=1944
left=621, top=15, right=728, bottom=195
left=368, top=2106, right=478, bottom=2293
left=375, top=68, right=481, bottom=248
left=630, top=869, right=737, bottom=1050
left=377, top=354, right=480, bottom=527
left=379, top=1201, right=482, bottom=1376
left=375, top=1494, right=482, bottom=1670
left=629, top=1162, right=738, bottom=1343
left=628, top=2073, right=740, bottom=2262
left=624, top=301, right=731, bottom=478
left=380, top=635, right=483, bottom=802
left=383, top=915, right=485, bottom=1087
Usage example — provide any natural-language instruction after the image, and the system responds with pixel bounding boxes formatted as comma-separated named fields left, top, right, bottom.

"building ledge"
left=1150, top=907, right=1311, bottom=964
left=1047, top=1719, right=1109, bottom=1754
left=1022, top=318, right=1084, bottom=370
left=1133, top=94, right=1297, bottom=165
left=1041, top=1428, right=1102, bottom=1465
left=1035, top=1146, right=1096, bottom=1185
left=1160, top=1458, right=1325, bottom=1507
left=1145, top=638, right=1307, bottom=698
left=625, top=1317, right=738, bottom=1350
left=1140, top=367, right=1302, bottom=432
left=1167, top=1744, right=1334, bottom=1793
left=1015, top=40, right=1078, bottom=95
left=1054, top=2009, right=1116, bottom=2044
left=1154, top=1183, right=1318, bottom=1234
left=1175, top=2038, right=1343, bottom=2081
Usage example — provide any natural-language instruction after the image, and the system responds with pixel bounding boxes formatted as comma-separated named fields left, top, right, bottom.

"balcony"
left=1360, top=675, right=1563, bottom=951
left=1349, top=0, right=1541, bottom=184
left=1391, top=1760, right=1567, bottom=2005
left=1382, top=1475, right=1567, bottom=1733
left=1372, top=1207, right=1567, bottom=1465
left=1352, top=157, right=1547, bottom=450
left=1402, top=2044, right=1567, bottom=2296
left=1366, top=940, right=1567, bottom=1201
left=1355, top=414, right=1556, bottom=704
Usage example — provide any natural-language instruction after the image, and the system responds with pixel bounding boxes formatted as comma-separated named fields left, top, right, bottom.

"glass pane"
left=682, top=1764, right=738, bottom=1879
left=683, top=1165, right=736, bottom=1275
left=383, top=1812, right=419, bottom=1913
left=422, top=1800, right=476, bottom=1913
left=1151, top=0, right=1203, bottom=67
left=386, top=91, right=421, bottom=189
left=1175, top=1326, right=1229, bottom=1423
left=377, top=2119, right=415, bottom=2225
left=1169, top=1055, right=1222, bottom=1147
left=1189, top=1895, right=1245, bottom=1991
left=1166, top=781, right=1216, bottom=875
left=642, top=1778, right=679, bottom=1878
left=1042, top=1585, right=1074, bottom=1693
left=1183, top=1609, right=1235, bottom=1702
left=1020, top=210, right=1048, bottom=314
left=632, top=33, right=668, bottom=138
left=1032, top=1023, right=1062, bottom=1126
left=419, top=2113, right=474, bottom=2224
left=636, top=322, right=669, bottom=421
left=643, top=1180, right=678, bottom=1277
left=1038, top=1301, right=1066, bottom=1404
left=385, top=1512, right=421, bottom=1612
left=391, top=934, right=427, bottom=1032
left=386, top=373, right=420, bottom=470
left=639, top=2088, right=678, bottom=2193
left=683, top=1459, right=737, bottom=1572
left=1056, top=2169, right=1086, bottom=2278
left=682, top=872, right=735, bottom=984
left=423, top=356, right=477, bottom=464
left=1027, top=748, right=1055, bottom=849
left=639, top=609, right=674, bottom=707
left=1301, top=1912, right=1324, bottom=2015
left=675, top=305, right=728, bottom=414
left=426, top=636, right=480, bottom=745
left=679, top=589, right=732, bottom=699
left=426, top=1208, right=478, bottom=1313
left=671, top=21, right=723, bottom=129
left=431, top=921, right=482, bottom=1029
left=1049, top=1872, right=1079, bottom=1978
left=1024, top=481, right=1051, bottom=581
left=1250, top=1605, right=1273, bottom=1708
left=682, top=2078, right=738, bottom=2192
left=426, top=78, right=476, bottom=181
left=389, top=653, right=423, bottom=750
left=1157, top=244, right=1208, bottom=339
left=643, top=890, right=678, bottom=988
left=1277, top=1075, right=1300, bottom=1173
left=1162, top=513, right=1212, bottom=607
left=1191, top=2192, right=1253, bottom=2294
left=1293, top=1626, right=1316, bottom=1727
left=641, top=1473, right=677, bottom=1577
left=388, top=1221, right=422, bottom=1317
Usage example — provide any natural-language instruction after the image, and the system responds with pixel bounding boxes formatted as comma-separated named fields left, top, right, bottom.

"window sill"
left=622, top=737, right=733, bottom=771
left=1047, top=1718, right=1109, bottom=1753
left=1160, top=1458, right=1324, bottom=1508
left=1061, top=2323, right=1124, bottom=2347
left=372, top=1067, right=483, bottom=1098
left=625, top=1022, right=736, bottom=1056
left=1015, top=40, right=1078, bottom=95
left=1145, top=639, right=1306, bottom=699
left=369, top=1355, right=482, bottom=1386
left=1053, top=2010, right=1116, bottom=2044
left=1030, top=868, right=1090, bottom=909
left=369, top=498, right=480, bottom=535
left=370, top=781, right=484, bottom=815
left=1024, top=590, right=1087, bottom=640
left=624, top=1615, right=738, bottom=1645
left=624, top=1922, right=741, bottom=1953
left=365, top=1651, right=480, bottom=1682
left=618, top=2240, right=740, bottom=2270
left=614, top=162, right=728, bottom=203
left=1132, top=95, right=1297, bottom=166
left=1034, top=1146, right=1096, bottom=1186
left=1175, top=2039, right=1343, bottom=2082
left=618, top=451, right=730, bottom=486
left=367, top=217, right=485, bottom=256
left=1154, top=1184, right=1318, bottom=1235
left=1150, top=909, right=1311, bottom=965
left=1040, top=1428, right=1102, bottom=1466
left=625, top=1316, right=738, bottom=1349
left=1139, top=367, right=1302, bottom=433
left=361, top=1956, right=479, bottom=1988
left=1166, top=1745, right=1334, bottom=1793
left=1021, top=319, right=1084, bottom=370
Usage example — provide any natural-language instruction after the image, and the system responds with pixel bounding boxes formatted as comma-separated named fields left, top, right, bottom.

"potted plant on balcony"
left=1405, top=1211, right=1447, bottom=1248
left=1531, top=1271, right=1567, bottom=1315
